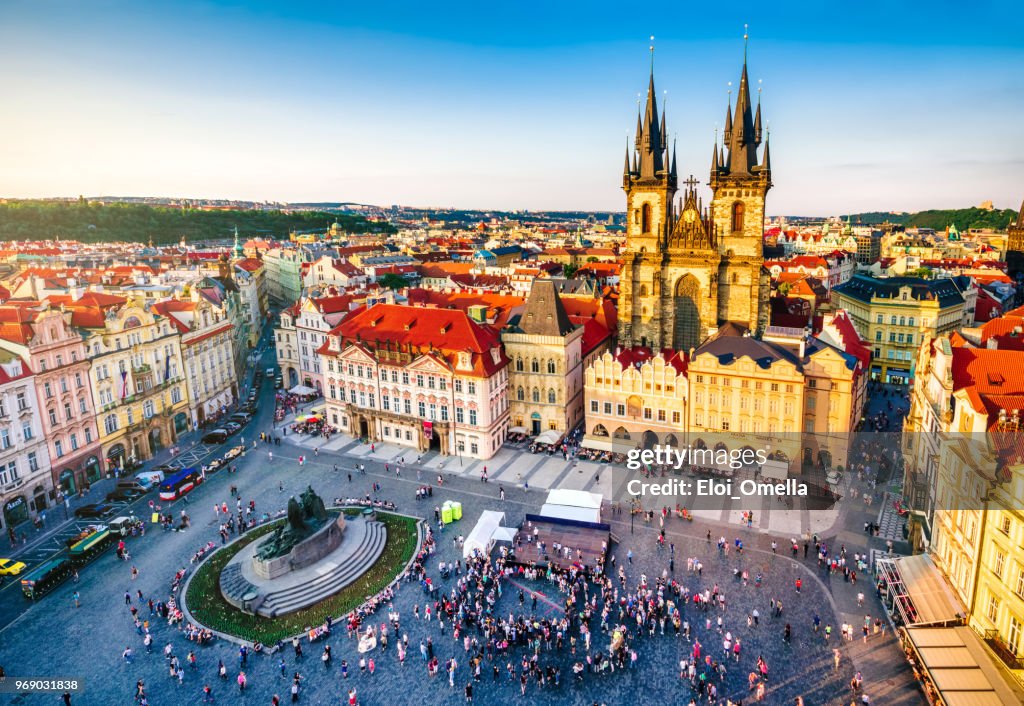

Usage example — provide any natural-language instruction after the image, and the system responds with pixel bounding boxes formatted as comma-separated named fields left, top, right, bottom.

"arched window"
left=639, top=284, right=648, bottom=297
left=731, top=272, right=739, bottom=284
left=546, top=360, right=556, bottom=374
left=515, top=357, right=523, bottom=371
left=731, top=202, right=745, bottom=232
left=531, top=388, right=540, bottom=403
left=641, top=203, right=651, bottom=234
left=547, top=389, right=556, bottom=404
left=530, top=358, right=539, bottom=373
left=516, top=386, right=524, bottom=401
left=592, top=424, right=609, bottom=437
left=908, top=317, right=915, bottom=326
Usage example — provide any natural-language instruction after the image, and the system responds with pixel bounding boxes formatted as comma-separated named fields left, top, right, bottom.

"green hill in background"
left=845, top=207, right=1018, bottom=231
left=0, top=200, right=394, bottom=245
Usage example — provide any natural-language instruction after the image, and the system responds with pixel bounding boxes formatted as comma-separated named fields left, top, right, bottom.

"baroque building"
left=618, top=52, right=771, bottom=354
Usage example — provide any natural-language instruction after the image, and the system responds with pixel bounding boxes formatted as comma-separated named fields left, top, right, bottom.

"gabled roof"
left=321, top=304, right=507, bottom=378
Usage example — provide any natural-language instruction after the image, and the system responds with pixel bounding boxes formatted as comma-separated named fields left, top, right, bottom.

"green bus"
left=21, top=556, right=72, bottom=600
left=67, top=526, right=111, bottom=562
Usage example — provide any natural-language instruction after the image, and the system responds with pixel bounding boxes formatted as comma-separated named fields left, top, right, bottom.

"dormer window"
left=458, top=352, right=471, bottom=370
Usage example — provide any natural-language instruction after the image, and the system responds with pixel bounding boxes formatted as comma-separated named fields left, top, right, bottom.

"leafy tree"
left=378, top=273, right=410, bottom=290
left=563, top=263, right=580, bottom=278
left=0, top=200, right=394, bottom=245
left=909, top=267, right=933, bottom=279
left=586, top=256, right=599, bottom=263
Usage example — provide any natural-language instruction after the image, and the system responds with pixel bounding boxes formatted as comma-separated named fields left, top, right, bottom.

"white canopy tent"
left=534, top=430, right=563, bottom=445
left=540, top=489, right=603, bottom=524
left=289, top=384, right=317, bottom=395
left=463, top=510, right=507, bottom=560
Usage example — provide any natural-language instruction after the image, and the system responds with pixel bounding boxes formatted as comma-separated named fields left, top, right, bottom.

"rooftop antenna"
left=744, top=24, right=749, bottom=62
left=650, top=35, right=655, bottom=71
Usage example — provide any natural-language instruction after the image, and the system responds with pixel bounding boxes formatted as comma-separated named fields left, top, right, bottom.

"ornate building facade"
left=617, top=55, right=771, bottom=354
left=502, top=279, right=584, bottom=436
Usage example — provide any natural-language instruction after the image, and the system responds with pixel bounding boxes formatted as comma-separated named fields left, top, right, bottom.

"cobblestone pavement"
left=0, top=362, right=924, bottom=705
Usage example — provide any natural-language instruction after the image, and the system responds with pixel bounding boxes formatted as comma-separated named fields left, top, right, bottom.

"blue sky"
left=0, top=1, right=1022, bottom=215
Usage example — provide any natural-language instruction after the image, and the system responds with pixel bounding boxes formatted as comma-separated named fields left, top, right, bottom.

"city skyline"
left=1, top=1, right=1022, bottom=215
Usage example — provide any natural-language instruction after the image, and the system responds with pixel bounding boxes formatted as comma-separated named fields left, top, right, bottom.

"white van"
left=134, top=471, right=165, bottom=491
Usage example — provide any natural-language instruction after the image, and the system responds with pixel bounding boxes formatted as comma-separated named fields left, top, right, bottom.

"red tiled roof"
left=235, top=258, right=263, bottom=272
left=825, top=309, right=872, bottom=370
left=951, top=346, right=1024, bottom=426
left=613, top=346, right=687, bottom=375
left=321, top=304, right=508, bottom=378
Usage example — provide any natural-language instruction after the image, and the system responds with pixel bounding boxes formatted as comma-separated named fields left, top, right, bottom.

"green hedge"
left=184, top=512, right=419, bottom=643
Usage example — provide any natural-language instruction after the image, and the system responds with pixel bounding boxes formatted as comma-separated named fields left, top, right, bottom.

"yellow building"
left=81, top=301, right=190, bottom=468
left=832, top=274, right=972, bottom=384
left=688, top=329, right=865, bottom=471
left=911, top=330, right=1024, bottom=679
left=582, top=347, right=688, bottom=452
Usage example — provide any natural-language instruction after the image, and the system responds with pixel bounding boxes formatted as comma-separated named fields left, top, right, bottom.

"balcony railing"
left=982, top=630, right=1024, bottom=670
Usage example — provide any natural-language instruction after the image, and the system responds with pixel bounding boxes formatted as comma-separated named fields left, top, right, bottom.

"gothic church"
left=618, top=50, right=772, bottom=353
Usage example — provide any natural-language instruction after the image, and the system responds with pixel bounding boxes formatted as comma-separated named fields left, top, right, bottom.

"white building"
left=319, top=304, right=510, bottom=460
left=0, top=353, right=53, bottom=534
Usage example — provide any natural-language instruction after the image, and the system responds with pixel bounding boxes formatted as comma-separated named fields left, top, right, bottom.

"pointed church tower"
left=710, top=30, right=772, bottom=336
left=1007, top=198, right=1024, bottom=279
left=619, top=49, right=678, bottom=349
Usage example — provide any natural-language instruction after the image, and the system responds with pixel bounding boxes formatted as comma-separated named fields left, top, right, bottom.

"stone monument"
left=252, top=486, right=345, bottom=580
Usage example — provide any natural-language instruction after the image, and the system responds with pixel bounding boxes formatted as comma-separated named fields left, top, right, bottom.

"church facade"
left=617, top=56, right=772, bottom=354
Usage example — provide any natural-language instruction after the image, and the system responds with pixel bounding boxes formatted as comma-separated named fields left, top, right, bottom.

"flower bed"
left=184, top=511, right=419, bottom=643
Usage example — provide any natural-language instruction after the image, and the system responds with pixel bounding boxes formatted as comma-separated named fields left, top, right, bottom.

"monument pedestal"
left=252, top=514, right=346, bottom=580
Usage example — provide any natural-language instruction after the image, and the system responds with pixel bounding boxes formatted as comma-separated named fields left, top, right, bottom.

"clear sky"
left=1, top=1, right=1022, bottom=215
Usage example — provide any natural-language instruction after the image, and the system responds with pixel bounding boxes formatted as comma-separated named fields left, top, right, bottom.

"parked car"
left=0, top=558, right=27, bottom=576
left=202, top=429, right=229, bottom=444
left=105, top=487, right=146, bottom=503
left=74, top=503, right=115, bottom=519
left=224, top=421, right=242, bottom=436
left=275, top=377, right=283, bottom=389
left=228, top=412, right=251, bottom=425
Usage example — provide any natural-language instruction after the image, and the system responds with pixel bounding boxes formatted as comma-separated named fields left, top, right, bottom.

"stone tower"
left=618, top=68, right=677, bottom=349
left=709, top=52, right=772, bottom=335
left=1007, top=198, right=1024, bottom=280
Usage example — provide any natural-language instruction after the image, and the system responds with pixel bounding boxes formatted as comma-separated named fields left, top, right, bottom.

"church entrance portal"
left=673, top=275, right=701, bottom=352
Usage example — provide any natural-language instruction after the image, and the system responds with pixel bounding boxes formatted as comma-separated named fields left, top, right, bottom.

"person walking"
left=236, top=671, right=246, bottom=693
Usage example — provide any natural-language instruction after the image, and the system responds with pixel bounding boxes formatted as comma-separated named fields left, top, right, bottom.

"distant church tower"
left=1007, top=198, right=1024, bottom=281
left=709, top=43, right=772, bottom=335
left=618, top=41, right=772, bottom=352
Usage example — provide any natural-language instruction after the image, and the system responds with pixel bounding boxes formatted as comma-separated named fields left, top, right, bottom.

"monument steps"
left=260, top=520, right=387, bottom=616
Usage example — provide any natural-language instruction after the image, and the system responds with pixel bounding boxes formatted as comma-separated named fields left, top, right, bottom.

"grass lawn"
left=184, top=511, right=419, bottom=643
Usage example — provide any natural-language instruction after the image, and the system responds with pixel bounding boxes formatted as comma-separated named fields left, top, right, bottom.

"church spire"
left=718, top=29, right=762, bottom=177
left=637, top=66, right=665, bottom=178
left=622, top=139, right=632, bottom=187
left=761, top=134, right=771, bottom=174
left=754, top=91, right=763, bottom=146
